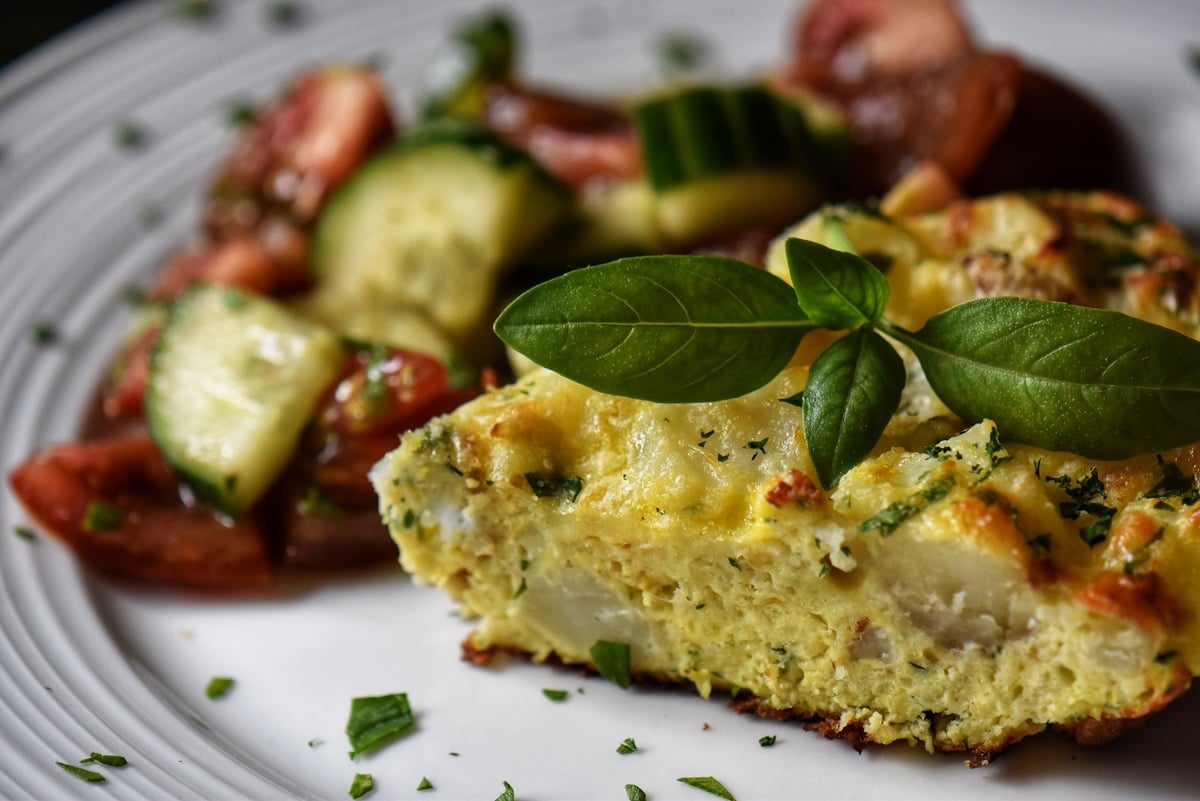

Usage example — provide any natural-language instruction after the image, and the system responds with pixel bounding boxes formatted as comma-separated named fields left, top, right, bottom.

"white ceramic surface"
left=2, top=1, right=1198, bottom=799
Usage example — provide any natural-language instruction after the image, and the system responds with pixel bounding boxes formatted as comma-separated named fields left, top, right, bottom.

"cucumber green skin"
left=146, top=285, right=345, bottom=517
left=634, top=85, right=823, bottom=192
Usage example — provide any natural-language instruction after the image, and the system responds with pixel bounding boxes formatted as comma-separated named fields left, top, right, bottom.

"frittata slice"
left=371, top=191, right=1200, bottom=762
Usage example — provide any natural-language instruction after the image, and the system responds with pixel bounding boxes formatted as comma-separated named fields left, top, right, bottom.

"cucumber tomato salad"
left=8, top=0, right=1130, bottom=586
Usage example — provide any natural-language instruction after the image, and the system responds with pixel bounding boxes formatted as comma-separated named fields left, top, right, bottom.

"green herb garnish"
left=83, top=502, right=122, bottom=532
left=176, top=0, right=217, bottom=21
left=14, top=525, right=36, bottom=540
left=417, top=776, right=434, bottom=791
left=626, top=785, right=648, bottom=801
left=758, top=735, right=777, bottom=747
left=299, top=485, right=344, bottom=518
left=266, top=1, right=303, bottom=27
left=56, top=762, right=105, bottom=783
left=678, top=776, right=736, bottom=800
left=589, top=640, right=632, bottom=689
left=542, top=688, right=569, bottom=702
left=205, top=676, right=234, bottom=699
left=658, top=33, right=711, bottom=75
left=616, top=737, right=638, bottom=754
left=495, top=780, right=516, bottom=801
left=524, top=472, right=583, bottom=502
left=225, top=101, right=257, bottom=129
left=114, top=120, right=146, bottom=150
left=348, top=772, right=374, bottom=799
left=79, top=753, right=127, bottom=767
left=346, top=693, right=415, bottom=758
left=31, top=322, right=58, bottom=345
left=495, top=243, right=1200, bottom=487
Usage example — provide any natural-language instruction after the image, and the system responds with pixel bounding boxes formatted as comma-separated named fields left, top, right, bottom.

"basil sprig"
left=495, top=239, right=1200, bottom=487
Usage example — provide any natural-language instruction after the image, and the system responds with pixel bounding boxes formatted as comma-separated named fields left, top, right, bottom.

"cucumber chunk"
left=309, top=119, right=570, bottom=347
left=146, top=285, right=345, bottom=516
left=633, top=85, right=846, bottom=246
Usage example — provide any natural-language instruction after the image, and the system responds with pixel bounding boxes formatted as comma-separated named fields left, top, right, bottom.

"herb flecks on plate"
left=496, top=240, right=1200, bottom=487
left=346, top=693, right=415, bottom=759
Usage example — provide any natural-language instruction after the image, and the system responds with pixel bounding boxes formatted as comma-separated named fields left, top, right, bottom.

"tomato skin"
left=483, top=83, right=640, bottom=190
left=8, top=436, right=271, bottom=586
left=277, top=348, right=481, bottom=567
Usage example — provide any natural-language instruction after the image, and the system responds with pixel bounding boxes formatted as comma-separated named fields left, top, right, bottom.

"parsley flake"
left=495, top=780, right=516, bottom=801
left=626, top=785, right=648, bottom=801
left=225, top=101, right=258, bottom=129
left=758, top=735, right=776, bottom=747
left=348, top=772, right=374, bottom=799
left=417, top=777, right=434, bottom=791
left=678, top=776, right=736, bottom=800
left=346, top=693, right=415, bottom=759
left=205, top=676, right=235, bottom=699
left=83, top=502, right=122, bottom=532
left=525, top=472, right=583, bottom=502
left=56, top=762, right=105, bottom=783
left=114, top=120, right=146, bottom=150
left=176, top=0, right=217, bottom=21
left=589, top=639, right=632, bottom=689
left=14, top=525, right=36, bottom=541
left=31, top=322, right=58, bottom=345
left=542, top=688, right=569, bottom=702
left=80, top=753, right=127, bottom=767
left=616, top=737, right=638, bottom=754
left=744, top=438, right=768, bottom=460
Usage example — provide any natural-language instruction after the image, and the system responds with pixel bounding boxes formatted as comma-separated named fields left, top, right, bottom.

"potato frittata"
left=372, top=191, right=1199, bottom=763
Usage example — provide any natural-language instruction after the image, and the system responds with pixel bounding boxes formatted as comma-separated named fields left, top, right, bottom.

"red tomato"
left=8, top=436, right=271, bottom=586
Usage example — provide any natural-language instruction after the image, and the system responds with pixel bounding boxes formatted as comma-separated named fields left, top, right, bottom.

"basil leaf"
left=589, top=639, right=632, bottom=688
left=887, top=297, right=1200, bottom=459
left=626, top=785, right=648, bottom=801
left=803, top=329, right=906, bottom=488
left=346, top=693, right=415, bottom=758
left=495, top=256, right=814, bottom=403
left=784, top=238, right=890, bottom=330
left=56, top=762, right=105, bottom=783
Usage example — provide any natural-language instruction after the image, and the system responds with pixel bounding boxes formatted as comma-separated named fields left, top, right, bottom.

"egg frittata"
left=371, top=191, right=1200, bottom=763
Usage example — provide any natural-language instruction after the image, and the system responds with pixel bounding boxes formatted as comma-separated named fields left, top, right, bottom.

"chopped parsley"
left=176, top=0, right=217, bottom=21
left=542, top=688, right=569, bottom=702
left=589, top=640, right=632, bottom=689
left=56, top=762, right=105, bottom=783
left=348, top=772, right=374, bottom=799
left=1155, top=650, right=1179, bottom=665
left=727, top=557, right=741, bottom=570
left=758, top=735, right=776, bottom=747
left=205, top=676, right=235, bottom=699
left=417, top=776, right=434, bottom=791
left=1145, top=459, right=1200, bottom=505
left=513, top=577, right=527, bottom=599
left=14, top=525, right=35, bottom=540
left=79, top=753, right=127, bottom=767
left=31, top=322, right=58, bottom=345
left=743, top=438, right=768, bottom=460
left=525, top=472, right=583, bottom=502
left=494, top=780, right=516, bottom=801
left=626, top=785, right=648, bottom=801
left=225, top=101, right=258, bottom=129
left=83, top=502, right=122, bottom=532
left=616, top=737, right=638, bottom=754
left=858, top=475, right=955, bottom=536
left=299, top=485, right=344, bottom=518
left=266, top=1, right=303, bottom=27
left=113, top=120, right=146, bottom=150
left=346, top=693, right=415, bottom=759
left=678, top=776, right=736, bottom=800
left=658, top=33, right=711, bottom=75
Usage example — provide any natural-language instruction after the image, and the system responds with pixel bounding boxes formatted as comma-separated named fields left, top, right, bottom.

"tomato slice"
left=8, top=435, right=271, bottom=586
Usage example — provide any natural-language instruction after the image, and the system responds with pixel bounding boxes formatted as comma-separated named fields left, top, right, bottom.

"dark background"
left=1, top=1, right=126, bottom=68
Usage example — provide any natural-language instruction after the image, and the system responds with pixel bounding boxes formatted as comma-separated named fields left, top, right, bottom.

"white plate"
left=2, top=1, right=1199, bottom=799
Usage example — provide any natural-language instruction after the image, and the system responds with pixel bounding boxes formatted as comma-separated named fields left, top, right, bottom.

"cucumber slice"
left=146, top=285, right=345, bottom=516
left=633, top=85, right=842, bottom=245
left=309, top=119, right=570, bottom=346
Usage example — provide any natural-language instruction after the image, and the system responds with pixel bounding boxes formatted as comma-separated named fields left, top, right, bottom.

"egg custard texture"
left=372, top=191, right=1200, bottom=763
